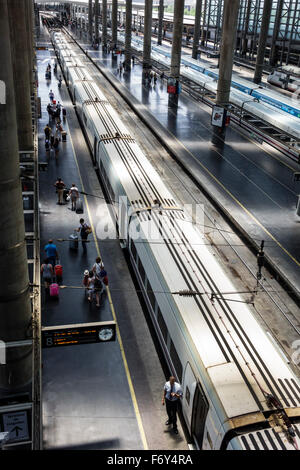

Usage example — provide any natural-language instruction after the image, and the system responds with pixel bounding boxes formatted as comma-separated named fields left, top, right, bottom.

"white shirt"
left=93, top=262, right=104, bottom=276
left=164, top=381, right=183, bottom=402
left=69, top=186, right=79, bottom=198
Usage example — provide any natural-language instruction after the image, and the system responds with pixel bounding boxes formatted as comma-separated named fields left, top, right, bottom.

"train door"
left=191, top=381, right=209, bottom=449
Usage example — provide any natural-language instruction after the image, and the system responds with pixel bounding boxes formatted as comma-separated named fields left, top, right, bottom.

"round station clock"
left=98, top=327, right=114, bottom=342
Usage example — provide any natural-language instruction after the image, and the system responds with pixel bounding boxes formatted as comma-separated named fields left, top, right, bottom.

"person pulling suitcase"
left=76, top=218, right=92, bottom=252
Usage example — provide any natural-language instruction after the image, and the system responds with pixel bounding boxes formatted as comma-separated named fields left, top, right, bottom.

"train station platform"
left=37, top=30, right=188, bottom=450
left=66, top=27, right=300, bottom=301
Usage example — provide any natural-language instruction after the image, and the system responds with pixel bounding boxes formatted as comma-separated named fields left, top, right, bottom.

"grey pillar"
left=168, top=0, right=185, bottom=107
left=241, top=0, right=251, bottom=57
left=212, top=0, right=240, bottom=141
left=88, top=0, right=93, bottom=42
left=95, top=0, right=99, bottom=43
left=192, top=0, right=202, bottom=59
left=111, top=0, right=118, bottom=47
left=0, top=0, right=32, bottom=391
left=143, top=0, right=153, bottom=74
left=270, top=0, right=284, bottom=66
left=25, top=0, right=34, bottom=96
left=8, top=1, right=33, bottom=152
left=157, top=0, right=164, bottom=45
left=102, top=0, right=108, bottom=48
left=253, top=0, right=272, bottom=84
left=125, top=0, right=132, bottom=68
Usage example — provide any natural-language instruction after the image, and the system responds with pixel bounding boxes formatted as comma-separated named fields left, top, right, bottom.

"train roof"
left=230, top=423, right=300, bottom=450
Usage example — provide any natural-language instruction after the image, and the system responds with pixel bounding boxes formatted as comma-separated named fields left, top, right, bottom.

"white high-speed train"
left=52, top=31, right=300, bottom=450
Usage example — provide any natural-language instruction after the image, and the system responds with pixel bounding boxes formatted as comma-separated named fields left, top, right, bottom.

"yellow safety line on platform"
left=67, top=120, right=149, bottom=450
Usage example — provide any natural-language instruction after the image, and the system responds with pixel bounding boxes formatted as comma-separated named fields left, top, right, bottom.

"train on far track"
left=51, top=29, right=300, bottom=451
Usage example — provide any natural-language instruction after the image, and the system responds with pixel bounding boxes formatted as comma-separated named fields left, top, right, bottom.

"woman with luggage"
left=41, top=259, right=53, bottom=289
left=87, top=271, right=101, bottom=307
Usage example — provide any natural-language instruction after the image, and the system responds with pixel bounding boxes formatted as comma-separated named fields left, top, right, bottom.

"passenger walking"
left=162, top=376, right=183, bottom=435
left=50, top=134, right=55, bottom=148
left=53, top=138, right=60, bottom=159
left=154, top=72, right=157, bottom=84
left=41, top=258, right=53, bottom=289
left=82, top=269, right=90, bottom=296
left=44, top=240, right=58, bottom=268
left=44, top=124, right=51, bottom=140
left=76, top=218, right=92, bottom=252
left=68, top=183, right=79, bottom=211
left=45, top=139, right=50, bottom=157
left=49, top=89, right=54, bottom=102
left=92, top=257, right=105, bottom=276
left=160, top=71, right=165, bottom=81
left=54, top=177, right=66, bottom=204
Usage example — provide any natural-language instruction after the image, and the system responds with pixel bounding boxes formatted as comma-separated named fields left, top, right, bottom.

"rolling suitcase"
left=63, top=188, right=69, bottom=201
left=76, top=198, right=84, bottom=214
left=50, top=283, right=59, bottom=297
left=55, top=262, right=63, bottom=282
left=69, top=231, right=79, bottom=250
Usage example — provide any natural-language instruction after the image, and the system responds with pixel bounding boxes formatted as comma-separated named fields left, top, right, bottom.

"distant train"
left=117, top=33, right=300, bottom=120
left=52, top=30, right=300, bottom=451
left=267, top=69, right=300, bottom=93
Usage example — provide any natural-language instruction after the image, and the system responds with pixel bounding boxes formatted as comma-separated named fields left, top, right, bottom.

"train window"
left=157, top=307, right=168, bottom=343
left=185, top=386, right=190, bottom=406
left=130, top=239, right=137, bottom=262
left=138, top=258, right=145, bottom=285
left=147, top=281, right=156, bottom=311
left=170, top=339, right=183, bottom=382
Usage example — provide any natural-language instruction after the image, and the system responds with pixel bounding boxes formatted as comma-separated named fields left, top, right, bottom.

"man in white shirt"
left=162, top=376, right=183, bottom=434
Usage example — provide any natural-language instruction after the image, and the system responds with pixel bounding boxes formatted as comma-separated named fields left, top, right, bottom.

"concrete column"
left=168, top=0, right=185, bottom=107
left=270, top=0, right=284, bottom=66
left=212, top=0, right=240, bottom=142
left=111, top=0, right=118, bottom=47
left=157, top=0, right=164, bottom=45
left=88, top=0, right=93, bottom=42
left=25, top=0, right=34, bottom=96
left=241, top=0, right=251, bottom=57
left=253, top=0, right=272, bottom=84
left=95, top=0, right=99, bottom=43
left=192, top=0, right=202, bottom=59
left=0, top=0, right=32, bottom=391
left=102, top=0, right=108, bottom=48
left=8, top=1, right=33, bottom=151
left=125, top=0, right=132, bottom=69
left=143, top=0, right=153, bottom=74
